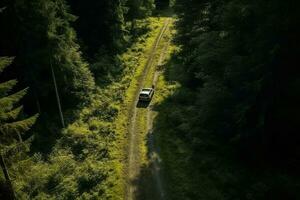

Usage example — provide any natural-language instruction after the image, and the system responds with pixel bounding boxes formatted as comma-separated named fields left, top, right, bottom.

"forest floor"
left=115, top=12, right=175, bottom=200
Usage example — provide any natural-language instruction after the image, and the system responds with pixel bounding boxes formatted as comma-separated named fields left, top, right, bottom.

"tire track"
left=126, top=19, right=170, bottom=200
left=146, top=33, right=171, bottom=200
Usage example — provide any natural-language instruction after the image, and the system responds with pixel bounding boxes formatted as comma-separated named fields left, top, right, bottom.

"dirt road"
left=126, top=18, right=172, bottom=200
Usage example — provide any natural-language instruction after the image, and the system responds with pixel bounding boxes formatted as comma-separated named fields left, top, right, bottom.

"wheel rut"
left=126, top=19, right=171, bottom=200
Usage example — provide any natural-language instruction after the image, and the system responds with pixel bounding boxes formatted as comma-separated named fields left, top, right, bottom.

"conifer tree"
left=0, top=57, right=38, bottom=199
left=126, top=0, right=155, bottom=31
left=15, top=0, right=95, bottom=111
left=174, top=0, right=300, bottom=160
left=155, top=0, right=169, bottom=9
left=68, top=0, right=128, bottom=57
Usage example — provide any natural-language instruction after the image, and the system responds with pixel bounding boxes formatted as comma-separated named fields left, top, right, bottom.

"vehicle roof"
left=140, top=88, right=153, bottom=95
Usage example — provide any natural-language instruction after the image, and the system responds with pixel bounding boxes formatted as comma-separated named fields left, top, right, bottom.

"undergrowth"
left=10, top=17, right=167, bottom=200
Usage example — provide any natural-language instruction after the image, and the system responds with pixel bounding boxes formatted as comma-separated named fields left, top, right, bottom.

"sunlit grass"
left=112, top=16, right=168, bottom=198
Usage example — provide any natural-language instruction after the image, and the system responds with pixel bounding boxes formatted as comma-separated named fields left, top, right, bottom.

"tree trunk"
left=0, top=153, right=15, bottom=199
left=131, top=19, right=135, bottom=31
left=34, top=92, right=41, bottom=114
left=50, top=60, right=65, bottom=128
left=17, top=133, right=23, bottom=143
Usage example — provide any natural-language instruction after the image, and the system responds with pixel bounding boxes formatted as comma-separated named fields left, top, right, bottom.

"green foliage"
left=0, top=57, right=38, bottom=149
left=0, top=12, right=163, bottom=198
left=175, top=0, right=300, bottom=151
left=67, top=0, right=155, bottom=86
left=0, top=0, right=164, bottom=196
left=1, top=0, right=299, bottom=198
left=126, top=0, right=155, bottom=21
left=155, top=0, right=169, bottom=9
left=0, top=57, right=13, bottom=73
left=68, top=0, right=128, bottom=58
left=154, top=0, right=300, bottom=199
left=0, top=57, right=38, bottom=199
left=15, top=0, right=95, bottom=109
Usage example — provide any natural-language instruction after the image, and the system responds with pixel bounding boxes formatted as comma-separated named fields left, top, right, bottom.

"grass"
left=127, top=18, right=177, bottom=200
left=140, top=22, right=174, bottom=165
left=6, top=16, right=172, bottom=200
left=113, top=16, right=170, bottom=199
left=114, top=15, right=175, bottom=200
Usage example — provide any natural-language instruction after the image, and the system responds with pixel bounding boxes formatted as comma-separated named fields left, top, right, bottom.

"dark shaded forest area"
left=154, top=0, right=300, bottom=199
left=175, top=0, right=300, bottom=161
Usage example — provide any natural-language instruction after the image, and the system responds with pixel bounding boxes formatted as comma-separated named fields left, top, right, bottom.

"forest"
left=0, top=0, right=299, bottom=199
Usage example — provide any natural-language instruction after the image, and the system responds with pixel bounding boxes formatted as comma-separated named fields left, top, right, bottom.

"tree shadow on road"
left=131, top=129, right=166, bottom=200
left=136, top=100, right=151, bottom=108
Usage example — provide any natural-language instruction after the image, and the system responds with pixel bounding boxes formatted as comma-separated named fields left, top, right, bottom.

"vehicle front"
left=139, top=88, right=152, bottom=101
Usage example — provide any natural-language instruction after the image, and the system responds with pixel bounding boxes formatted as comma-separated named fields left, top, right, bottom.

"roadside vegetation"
left=0, top=0, right=171, bottom=199
left=0, top=16, right=167, bottom=200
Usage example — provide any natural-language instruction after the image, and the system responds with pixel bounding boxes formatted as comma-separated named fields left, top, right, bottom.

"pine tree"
left=126, top=0, right=155, bottom=31
left=108, top=0, right=126, bottom=51
left=68, top=0, right=128, bottom=57
left=0, top=57, right=38, bottom=199
left=14, top=0, right=95, bottom=111
left=155, top=0, right=169, bottom=9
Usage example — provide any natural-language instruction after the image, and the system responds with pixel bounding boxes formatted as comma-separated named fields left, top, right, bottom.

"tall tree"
left=174, top=0, right=300, bottom=157
left=126, top=0, right=155, bottom=30
left=155, top=0, right=169, bottom=9
left=156, top=0, right=300, bottom=199
left=0, top=57, right=38, bottom=199
left=68, top=0, right=127, bottom=58
left=14, top=0, right=95, bottom=112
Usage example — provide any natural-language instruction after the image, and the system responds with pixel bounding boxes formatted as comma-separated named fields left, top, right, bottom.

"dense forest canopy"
left=0, top=0, right=299, bottom=199
left=174, top=0, right=300, bottom=161
left=68, top=0, right=127, bottom=57
left=153, top=0, right=300, bottom=199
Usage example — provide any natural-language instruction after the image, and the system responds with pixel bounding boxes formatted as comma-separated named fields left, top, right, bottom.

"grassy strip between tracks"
left=113, top=16, right=169, bottom=199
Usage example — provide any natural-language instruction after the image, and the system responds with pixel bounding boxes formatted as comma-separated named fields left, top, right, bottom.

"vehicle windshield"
left=142, top=88, right=151, bottom=92
left=140, top=94, right=149, bottom=97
